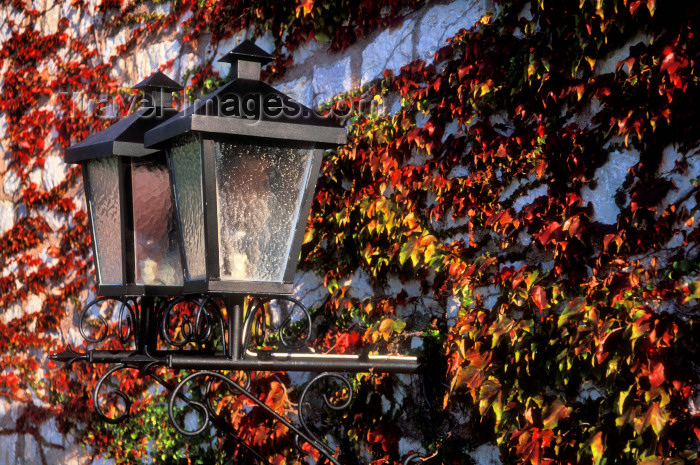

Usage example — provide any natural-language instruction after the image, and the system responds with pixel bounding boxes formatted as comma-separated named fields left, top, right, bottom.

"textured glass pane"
left=169, top=136, right=205, bottom=280
left=215, top=142, right=313, bottom=282
left=132, top=157, right=183, bottom=286
left=85, top=157, right=123, bottom=285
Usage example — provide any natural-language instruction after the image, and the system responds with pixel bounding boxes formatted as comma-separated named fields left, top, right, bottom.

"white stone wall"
left=1, top=0, right=691, bottom=463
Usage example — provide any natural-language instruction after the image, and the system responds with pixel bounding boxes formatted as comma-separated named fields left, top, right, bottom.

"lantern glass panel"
left=169, top=135, right=206, bottom=280
left=215, top=142, right=313, bottom=282
left=85, top=157, right=123, bottom=285
left=131, top=157, right=184, bottom=286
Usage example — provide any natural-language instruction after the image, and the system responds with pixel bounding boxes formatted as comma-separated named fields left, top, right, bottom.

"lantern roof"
left=64, top=72, right=181, bottom=163
left=217, top=40, right=273, bottom=65
left=144, top=40, right=346, bottom=149
left=132, top=70, right=183, bottom=92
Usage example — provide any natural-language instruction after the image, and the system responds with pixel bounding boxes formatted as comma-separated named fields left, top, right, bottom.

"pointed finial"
left=49, top=345, right=88, bottom=368
left=218, top=39, right=273, bottom=80
left=132, top=71, right=182, bottom=111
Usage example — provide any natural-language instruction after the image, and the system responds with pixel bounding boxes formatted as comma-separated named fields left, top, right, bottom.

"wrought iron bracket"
left=50, top=295, right=422, bottom=464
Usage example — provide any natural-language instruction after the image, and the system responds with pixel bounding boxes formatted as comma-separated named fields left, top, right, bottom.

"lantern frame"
left=64, top=72, right=185, bottom=296
left=144, top=40, right=346, bottom=296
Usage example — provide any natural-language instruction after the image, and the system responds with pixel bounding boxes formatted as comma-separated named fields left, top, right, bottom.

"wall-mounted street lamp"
left=51, top=41, right=421, bottom=465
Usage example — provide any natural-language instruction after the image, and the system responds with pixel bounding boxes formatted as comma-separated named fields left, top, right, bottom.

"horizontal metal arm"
left=167, top=351, right=420, bottom=373
left=51, top=348, right=420, bottom=373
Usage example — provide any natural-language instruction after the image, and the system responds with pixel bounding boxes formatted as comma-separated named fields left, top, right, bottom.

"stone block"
left=137, top=39, right=182, bottom=79
left=43, top=155, right=67, bottom=191
left=102, top=29, right=128, bottom=64
left=659, top=144, right=700, bottom=211
left=254, top=30, right=276, bottom=57
left=23, top=434, right=40, bottom=465
left=512, top=184, right=547, bottom=212
left=469, top=443, right=501, bottom=465
left=312, top=56, right=352, bottom=106
left=60, top=3, right=93, bottom=38
left=595, top=31, right=651, bottom=76
left=0, top=200, right=14, bottom=235
left=474, top=285, right=500, bottom=310
left=416, top=0, right=487, bottom=62
left=276, top=76, right=314, bottom=109
left=292, top=39, right=322, bottom=65
left=385, top=277, right=422, bottom=296
left=580, top=148, right=639, bottom=224
left=447, top=294, right=461, bottom=318
left=293, top=270, right=329, bottom=311
left=340, top=268, right=374, bottom=302
left=0, top=433, right=17, bottom=465
left=361, top=19, right=415, bottom=85
left=177, top=53, right=203, bottom=83
left=0, top=170, right=21, bottom=195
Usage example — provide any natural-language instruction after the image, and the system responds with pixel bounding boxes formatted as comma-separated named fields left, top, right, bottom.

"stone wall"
left=0, top=0, right=697, bottom=464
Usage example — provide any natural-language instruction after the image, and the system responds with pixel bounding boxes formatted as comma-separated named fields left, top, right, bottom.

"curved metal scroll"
left=158, top=296, right=228, bottom=354
left=296, top=373, right=353, bottom=462
left=168, top=370, right=342, bottom=465
left=79, top=297, right=138, bottom=345
left=93, top=364, right=133, bottom=424
left=242, top=296, right=312, bottom=352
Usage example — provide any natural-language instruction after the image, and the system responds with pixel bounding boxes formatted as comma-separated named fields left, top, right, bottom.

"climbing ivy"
left=0, top=0, right=698, bottom=463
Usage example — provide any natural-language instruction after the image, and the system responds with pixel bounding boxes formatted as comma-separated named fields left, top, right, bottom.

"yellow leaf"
left=590, top=431, right=604, bottom=465
left=585, top=56, right=596, bottom=70
left=642, top=402, right=667, bottom=436
left=379, top=318, right=395, bottom=341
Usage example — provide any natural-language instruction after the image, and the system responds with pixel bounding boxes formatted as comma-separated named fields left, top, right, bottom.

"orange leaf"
left=296, top=0, right=315, bottom=17
left=265, top=381, right=287, bottom=411
left=590, top=431, right=604, bottom=464
left=379, top=318, right=395, bottom=341
left=536, top=222, right=560, bottom=245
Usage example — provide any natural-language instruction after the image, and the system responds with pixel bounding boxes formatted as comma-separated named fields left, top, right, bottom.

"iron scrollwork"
left=50, top=294, right=420, bottom=464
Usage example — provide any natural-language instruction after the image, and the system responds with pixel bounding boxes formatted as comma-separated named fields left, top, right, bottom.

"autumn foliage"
left=0, top=0, right=699, bottom=464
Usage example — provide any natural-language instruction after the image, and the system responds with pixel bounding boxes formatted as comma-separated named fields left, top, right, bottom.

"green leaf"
left=638, top=457, right=663, bottom=465
left=399, top=236, right=419, bottom=266
left=558, top=297, right=587, bottom=327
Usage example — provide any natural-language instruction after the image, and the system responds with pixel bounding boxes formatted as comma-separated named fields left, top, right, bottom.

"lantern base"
left=96, top=283, right=185, bottom=297
left=182, top=279, right=293, bottom=296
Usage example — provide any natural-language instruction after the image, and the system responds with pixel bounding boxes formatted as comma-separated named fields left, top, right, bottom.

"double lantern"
left=66, top=40, right=346, bottom=297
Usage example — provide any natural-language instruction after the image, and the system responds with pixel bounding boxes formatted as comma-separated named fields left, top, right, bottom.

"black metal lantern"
left=65, top=72, right=185, bottom=296
left=52, top=46, right=423, bottom=465
left=144, top=41, right=346, bottom=295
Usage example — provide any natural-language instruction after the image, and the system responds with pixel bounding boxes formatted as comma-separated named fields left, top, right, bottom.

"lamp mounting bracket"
left=50, top=294, right=422, bottom=464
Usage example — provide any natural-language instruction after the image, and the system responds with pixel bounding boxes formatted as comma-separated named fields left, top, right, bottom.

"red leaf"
left=648, top=362, right=665, bottom=388
left=531, top=286, right=548, bottom=311
left=536, top=222, right=560, bottom=245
